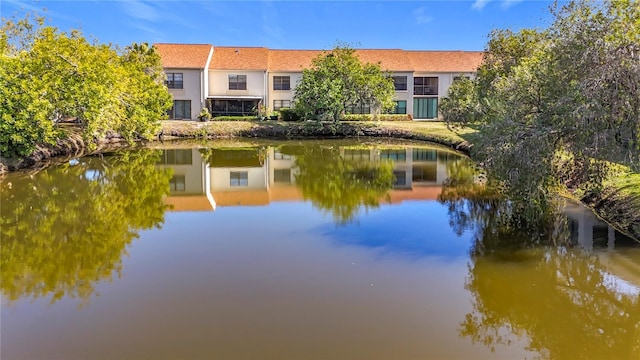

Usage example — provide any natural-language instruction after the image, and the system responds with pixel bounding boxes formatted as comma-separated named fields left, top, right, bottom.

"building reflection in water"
left=563, top=199, right=640, bottom=290
left=156, top=149, right=216, bottom=211
left=157, top=145, right=461, bottom=210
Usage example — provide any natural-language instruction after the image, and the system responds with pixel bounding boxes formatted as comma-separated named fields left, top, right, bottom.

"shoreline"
left=1, top=120, right=473, bottom=173
left=1, top=120, right=637, bottom=240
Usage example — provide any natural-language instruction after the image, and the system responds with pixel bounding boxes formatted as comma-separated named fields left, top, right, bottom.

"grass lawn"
left=159, top=120, right=476, bottom=149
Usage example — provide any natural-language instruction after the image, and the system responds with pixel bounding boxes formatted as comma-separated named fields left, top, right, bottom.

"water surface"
left=2, top=139, right=639, bottom=359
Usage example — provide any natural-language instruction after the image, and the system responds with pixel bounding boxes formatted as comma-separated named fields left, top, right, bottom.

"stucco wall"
left=267, top=72, right=303, bottom=110
left=165, top=68, right=203, bottom=120
left=210, top=167, right=268, bottom=191
left=208, top=70, right=266, bottom=98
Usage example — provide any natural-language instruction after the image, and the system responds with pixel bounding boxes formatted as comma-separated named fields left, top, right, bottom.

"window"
left=347, top=104, right=371, bottom=114
left=412, top=148, right=437, bottom=161
left=273, top=150, right=291, bottom=160
left=273, top=100, right=291, bottom=111
left=393, top=171, right=407, bottom=187
left=273, top=169, right=292, bottom=184
left=414, top=77, right=438, bottom=95
left=394, top=100, right=407, bottom=114
left=381, top=149, right=406, bottom=162
left=211, top=99, right=259, bottom=116
left=230, top=171, right=248, bottom=187
left=273, top=76, right=290, bottom=90
left=413, top=98, right=438, bottom=119
left=229, top=75, right=247, bottom=90
left=169, top=175, right=186, bottom=191
left=392, top=76, right=407, bottom=91
left=160, top=149, right=193, bottom=165
left=412, top=165, right=437, bottom=182
left=344, top=149, right=371, bottom=161
left=166, top=73, right=183, bottom=89
left=454, top=75, right=470, bottom=82
left=169, top=100, right=191, bottom=119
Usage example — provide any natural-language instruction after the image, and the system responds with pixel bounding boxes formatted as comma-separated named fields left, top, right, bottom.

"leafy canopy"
left=293, top=44, right=395, bottom=122
left=0, top=13, right=173, bottom=158
left=440, top=0, right=640, bottom=215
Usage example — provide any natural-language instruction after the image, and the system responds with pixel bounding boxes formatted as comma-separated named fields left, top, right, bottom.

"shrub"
left=340, top=114, right=411, bottom=122
left=198, top=108, right=211, bottom=122
left=211, top=116, right=257, bottom=121
left=341, top=114, right=372, bottom=121
left=279, top=108, right=301, bottom=122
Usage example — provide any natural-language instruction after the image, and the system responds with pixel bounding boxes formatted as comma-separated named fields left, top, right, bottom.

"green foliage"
left=0, top=14, right=172, bottom=158
left=444, top=0, right=640, bottom=214
left=0, top=149, right=172, bottom=303
left=440, top=77, right=481, bottom=128
left=279, top=108, right=301, bottom=122
left=340, top=114, right=411, bottom=122
left=198, top=107, right=212, bottom=122
left=1, top=14, right=59, bottom=157
left=281, top=145, right=394, bottom=223
left=293, top=44, right=396, bottom=122
left=211, top=116, right=257, bottom=121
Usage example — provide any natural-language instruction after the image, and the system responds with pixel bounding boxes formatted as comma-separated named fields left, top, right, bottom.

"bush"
left=198, top=108, right=211, bottom=122
left=211, top=116, right=258, bottom=121
left=340, top=114, right=412, bottom=122
left=279, top=108, right=301, bottom=122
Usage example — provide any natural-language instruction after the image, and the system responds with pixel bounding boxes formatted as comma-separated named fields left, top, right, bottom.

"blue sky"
left=3, top=0, right=557, bottom=51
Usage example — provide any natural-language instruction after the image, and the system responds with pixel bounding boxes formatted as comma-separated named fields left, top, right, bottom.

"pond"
left=1, top=139, right=639, bottom=359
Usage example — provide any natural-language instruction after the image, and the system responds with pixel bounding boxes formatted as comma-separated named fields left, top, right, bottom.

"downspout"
left=264, top=70, right=268, bottom=110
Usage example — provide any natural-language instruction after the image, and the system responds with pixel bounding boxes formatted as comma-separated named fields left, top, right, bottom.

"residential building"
left=154, top=44, right=214, bottom=120
left=155, top=44, right=483, bottom=120
left=208, top=47, right=269, bottom=117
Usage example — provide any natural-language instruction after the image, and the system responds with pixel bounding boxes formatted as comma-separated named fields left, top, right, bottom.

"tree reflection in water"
left=438, top=157, right=640, bottom=359
left=0, top=150, right=172, bottom=304
left=282, top=145, right=394, bottom=224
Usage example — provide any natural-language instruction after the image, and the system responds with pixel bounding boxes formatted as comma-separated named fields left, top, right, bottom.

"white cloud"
left=132, top=23, right=166, bottom=40
left=471, top=0, right=491, bottom=10
left=121, top=0, right=161, bottom=22
left=501, top=0, right=523, bottom=9
left=412, top=7, right=433, bottom=25
left=4, top=0, right=76, bottom=21
left=472, top=0, right=523, bottom=11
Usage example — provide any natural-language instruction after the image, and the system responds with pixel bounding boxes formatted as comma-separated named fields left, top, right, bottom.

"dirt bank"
left=0, top=130, right=135, bottom=174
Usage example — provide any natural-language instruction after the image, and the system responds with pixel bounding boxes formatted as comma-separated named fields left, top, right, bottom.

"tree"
left=0, top=13, right=172, bottom=158
left=0, top=14, right=59, bottom=158
left=439, top=77, right=480, bottom=129
left=440, top=0, right=640, bottom=218
left=293, top=44, right=395, bottom=122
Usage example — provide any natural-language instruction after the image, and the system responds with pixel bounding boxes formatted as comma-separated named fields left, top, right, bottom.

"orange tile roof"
left=268, top=49, right=324, bottom=72
left=210, top=47, right=270, bottom=70
left=160, top=43, right=483, bottom=73
left=154, top=43, right=212, bottom=69
left=407, top=51, right=483, bottom=73
left=355, top=49, right=414, bottom=72
left=268, top=49, right=415, bottom=72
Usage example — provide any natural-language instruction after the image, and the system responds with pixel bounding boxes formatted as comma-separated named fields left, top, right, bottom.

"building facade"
left=155, top=44, right=483, bottom=121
